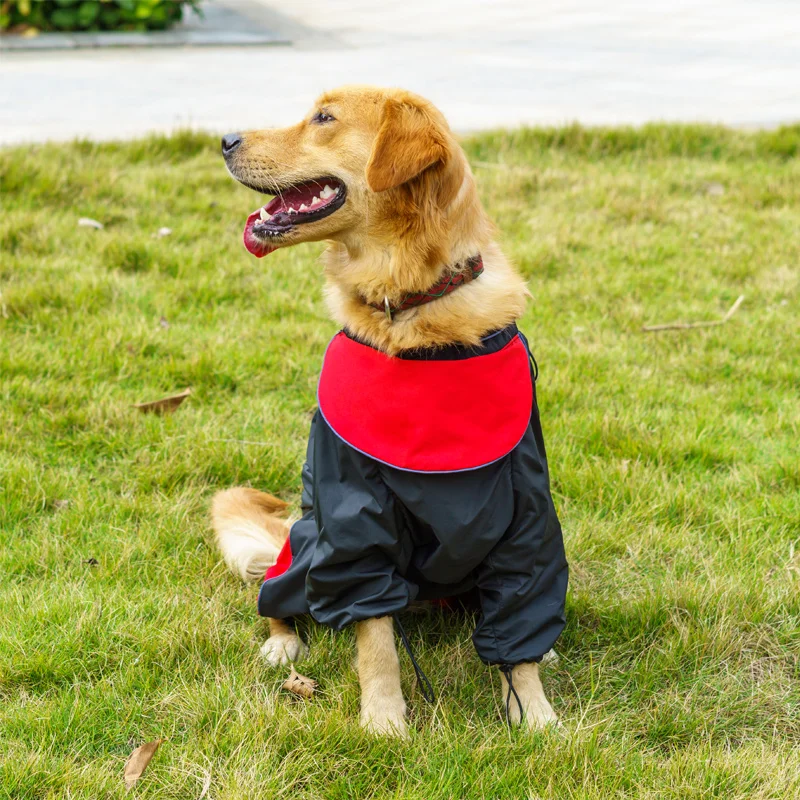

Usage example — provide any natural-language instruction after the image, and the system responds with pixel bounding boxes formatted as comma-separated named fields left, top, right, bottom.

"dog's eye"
left=311, top=111, right=336, bottom=125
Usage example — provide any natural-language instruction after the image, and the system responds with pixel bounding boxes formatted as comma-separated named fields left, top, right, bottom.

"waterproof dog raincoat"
left=258, top=324, right=568, bottom=666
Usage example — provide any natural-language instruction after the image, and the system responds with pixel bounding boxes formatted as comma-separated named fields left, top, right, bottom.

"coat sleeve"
left=257, top=413, right=319, bottom=621
left=305, top=417, right=418, bottom=630
left=471, top=402, right=568, bottom=666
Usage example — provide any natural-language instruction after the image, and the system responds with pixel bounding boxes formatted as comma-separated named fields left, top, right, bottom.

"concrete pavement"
left=1, top=0, right=798, bottom=144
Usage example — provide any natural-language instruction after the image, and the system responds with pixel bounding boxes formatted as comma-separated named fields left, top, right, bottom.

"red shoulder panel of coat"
left=317, top=332, right=533, bottom=473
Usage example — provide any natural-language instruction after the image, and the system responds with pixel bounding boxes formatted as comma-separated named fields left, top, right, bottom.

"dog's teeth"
left=259, top=208, right=268, bottom=221
left=299, top=204, right=308, bottom=211
left=321, top=185, right=334, bottom=199
left=312, top=196, right=320, bottom=205
left=288, top=208, right=296, bottom=214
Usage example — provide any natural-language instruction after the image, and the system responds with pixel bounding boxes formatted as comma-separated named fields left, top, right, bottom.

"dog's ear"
left=366, top=98, right=449, bottom=193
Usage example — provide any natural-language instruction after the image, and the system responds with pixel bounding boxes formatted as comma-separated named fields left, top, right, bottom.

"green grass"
left=1, top=123, right=799, bottom=799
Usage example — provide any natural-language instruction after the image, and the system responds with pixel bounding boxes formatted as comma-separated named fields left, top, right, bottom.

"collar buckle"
left=371, top=254, right=484, bottom=319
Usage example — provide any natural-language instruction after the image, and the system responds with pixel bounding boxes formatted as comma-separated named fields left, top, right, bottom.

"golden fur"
left=212, top=86, right=556, bottom=737
left=223, top=85, right=529, bottom=354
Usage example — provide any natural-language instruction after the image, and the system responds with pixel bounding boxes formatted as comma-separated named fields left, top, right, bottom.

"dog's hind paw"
left=260, top=633, right=308, bottom=667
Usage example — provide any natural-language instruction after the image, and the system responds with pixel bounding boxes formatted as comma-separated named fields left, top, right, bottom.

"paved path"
left=1, top=0, right=798, bottom=144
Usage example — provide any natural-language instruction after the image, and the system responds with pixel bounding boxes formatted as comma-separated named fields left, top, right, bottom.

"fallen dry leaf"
left=78, top=217, right=104, bottom=229
left=282, top=667, right=317, bottom=699
left=124, top=739, right=163, bottom=790
left=133, top=388, right=191, bottom=415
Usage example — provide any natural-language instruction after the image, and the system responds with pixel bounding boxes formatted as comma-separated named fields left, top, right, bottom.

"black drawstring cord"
left=499, top=665, right=524, bottom=728
left=529, top=352, right=539, bottom=383
left=393, top=615, right=436, bottom=704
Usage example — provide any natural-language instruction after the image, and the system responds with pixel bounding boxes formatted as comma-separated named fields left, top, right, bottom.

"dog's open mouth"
left=243, top=177, right=346, bottom=257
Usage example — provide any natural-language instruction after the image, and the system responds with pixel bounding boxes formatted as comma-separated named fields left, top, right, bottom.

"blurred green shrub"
left=0, top=1, right=202, bottom=33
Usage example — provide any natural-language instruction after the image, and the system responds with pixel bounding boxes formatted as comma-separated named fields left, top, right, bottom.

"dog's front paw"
left=360, top=695, right=408, bottom=738
left=501, top=662, right=560, bottom=731
left=519, top=693, right=559, bottom=730
left=259, top=633, right=308, bottom=666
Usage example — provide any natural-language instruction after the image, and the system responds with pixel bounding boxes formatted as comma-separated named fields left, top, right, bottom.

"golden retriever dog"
left=212, top=86, right=567, bottom=738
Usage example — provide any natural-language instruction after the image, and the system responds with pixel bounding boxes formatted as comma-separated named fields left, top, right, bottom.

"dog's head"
left=222, top=86, right=465, bottom=258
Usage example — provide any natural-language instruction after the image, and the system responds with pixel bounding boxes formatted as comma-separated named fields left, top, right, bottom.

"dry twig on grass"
left=642, top=295, right=744, bottom=332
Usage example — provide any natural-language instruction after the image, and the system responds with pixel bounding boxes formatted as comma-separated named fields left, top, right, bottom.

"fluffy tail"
left=211, top=487, right=291, bottom=582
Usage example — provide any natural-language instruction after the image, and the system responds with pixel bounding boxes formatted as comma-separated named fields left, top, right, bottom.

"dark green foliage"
left=0, top=0, right=201, bottom=33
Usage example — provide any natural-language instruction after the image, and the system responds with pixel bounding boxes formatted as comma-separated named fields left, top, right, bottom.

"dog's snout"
left=221, top=132, right=243, bottom=157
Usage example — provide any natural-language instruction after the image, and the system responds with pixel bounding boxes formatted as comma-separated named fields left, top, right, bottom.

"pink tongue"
left=241, top=183, right=322, bottom=257
left=243, top=209, right=275, bottom=258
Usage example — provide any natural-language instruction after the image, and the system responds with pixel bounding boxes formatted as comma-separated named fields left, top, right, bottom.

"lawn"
left=1, top=124, right=799, bottom=799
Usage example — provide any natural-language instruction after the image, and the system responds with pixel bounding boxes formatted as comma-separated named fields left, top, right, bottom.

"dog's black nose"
left=221, top=133, right=243, bottom=156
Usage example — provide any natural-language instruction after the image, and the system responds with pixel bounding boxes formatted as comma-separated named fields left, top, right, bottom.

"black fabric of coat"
left=257, top=324, right=568, bottom=666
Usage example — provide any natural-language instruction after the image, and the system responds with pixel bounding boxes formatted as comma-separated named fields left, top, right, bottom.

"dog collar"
left=369, top=255, right=484, bottom=321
